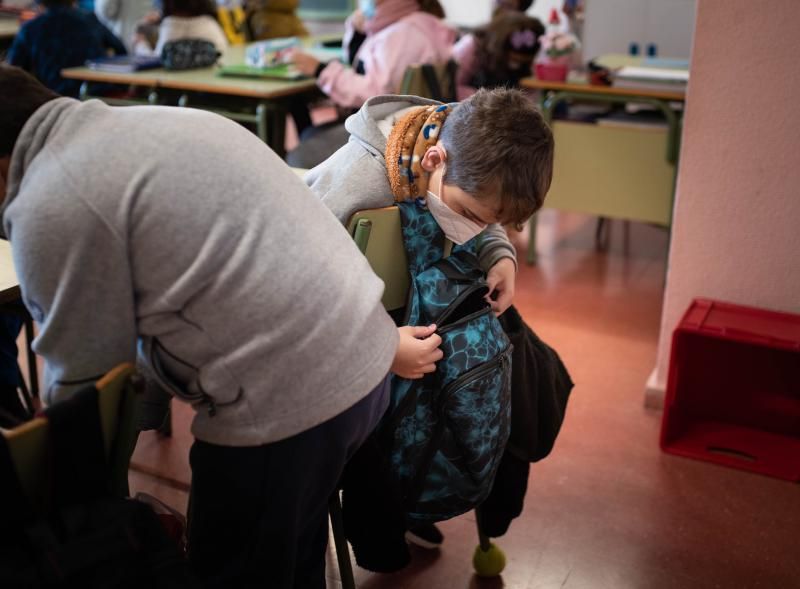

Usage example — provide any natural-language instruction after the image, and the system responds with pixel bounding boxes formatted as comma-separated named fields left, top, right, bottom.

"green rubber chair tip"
left=472, top=542, right=506, bottom=577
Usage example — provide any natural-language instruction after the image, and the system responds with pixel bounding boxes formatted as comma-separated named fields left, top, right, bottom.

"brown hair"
left=440, top=88, right=554, bottom=227
left=162, top=0, right=218, bottom=19
left=492, top=0, right=533, bottom=16
left=0, top=65, right=59, bottom=157
left=472, top=12, right=545, bottom=89
left=418, top=0, right=445, bottom=19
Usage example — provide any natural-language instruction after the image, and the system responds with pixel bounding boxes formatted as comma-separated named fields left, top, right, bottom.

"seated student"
left=452, top=11, right=545, bottom=99
left=304, top=87, right=554, bottom=556
left=6, top=0, right=127, bottom=97
left=0, top=64, right=443, bottom=587
left=95, top=0, right=154, bottom=51
left=134, top=0, right=227, bottom=55
left=288, top=0, right=454, bottom=109
left=246, top=0, right=308, bottom=40
left=284, top=0, right=453, bottom=169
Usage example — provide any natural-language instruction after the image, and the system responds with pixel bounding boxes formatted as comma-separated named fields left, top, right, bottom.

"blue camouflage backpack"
left=384, top=200, right=513, bottom=524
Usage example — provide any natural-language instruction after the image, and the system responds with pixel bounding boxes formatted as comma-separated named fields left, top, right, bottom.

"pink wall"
left=647, top=0, right=800, bottom=406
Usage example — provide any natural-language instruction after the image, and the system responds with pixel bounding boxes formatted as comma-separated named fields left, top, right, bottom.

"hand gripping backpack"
left=386, top=200, right=513, bottom=524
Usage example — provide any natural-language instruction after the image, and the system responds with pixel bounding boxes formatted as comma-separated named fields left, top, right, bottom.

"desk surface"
left=520, top=78, right=686, bottom=102
left=0, top=18, right=19, bottom=39
left=0, top=240, right=20, bottom=304
left=521, top=53, right=687, bottom=102
left=61, top=45, right=317, bottom=99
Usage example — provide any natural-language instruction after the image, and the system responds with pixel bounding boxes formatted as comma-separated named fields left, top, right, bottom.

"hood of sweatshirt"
left=343, top=94, right=444, bottom=163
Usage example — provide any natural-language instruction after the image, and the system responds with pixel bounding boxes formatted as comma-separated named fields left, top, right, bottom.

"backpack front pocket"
left=437, top=308, right=510, bottom=387
left=407, top=347, right=513, bottom=521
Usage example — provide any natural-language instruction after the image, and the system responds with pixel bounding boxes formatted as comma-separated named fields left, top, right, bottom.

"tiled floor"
left=103, top=212, right=800, bottom=587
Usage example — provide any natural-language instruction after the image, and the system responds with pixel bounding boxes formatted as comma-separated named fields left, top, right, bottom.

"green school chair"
left=398, top=60, right=459, bottom=103
left=329, top=208, right=506, bottom=588
left=3, top=363, right=140, bottom=507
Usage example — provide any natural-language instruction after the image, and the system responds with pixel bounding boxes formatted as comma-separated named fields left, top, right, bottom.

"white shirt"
left=154, top=15, right=228, bottom=56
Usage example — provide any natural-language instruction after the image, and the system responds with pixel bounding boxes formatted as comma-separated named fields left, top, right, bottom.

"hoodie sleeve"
left=478, top=223, right=518, bottom=272
left=5, top=181, right=138, bottom=405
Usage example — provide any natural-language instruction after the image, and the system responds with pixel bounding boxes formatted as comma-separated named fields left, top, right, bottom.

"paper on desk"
left=616, top=66, right=689, bottom=83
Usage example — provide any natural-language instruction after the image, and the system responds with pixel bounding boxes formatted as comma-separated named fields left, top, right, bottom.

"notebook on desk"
left=613, top=66, right=689, bottom=92
left=85, top=55, right=162, bottom=73
left=217, top=63, right=307, bottom=81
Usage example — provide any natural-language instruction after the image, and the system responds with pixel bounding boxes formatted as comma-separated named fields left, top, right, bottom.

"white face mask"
left=359, top=0, right=377, bottom=20
left=426, top=165, right=487, bottom=245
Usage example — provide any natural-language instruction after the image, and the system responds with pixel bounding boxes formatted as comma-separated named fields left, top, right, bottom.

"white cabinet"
left=583, top=0, right=696, bottom=59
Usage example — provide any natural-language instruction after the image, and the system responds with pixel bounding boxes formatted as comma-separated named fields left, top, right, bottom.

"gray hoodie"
left=304, top=95, right=517, bottom=271
left=2, top=97, right=398, bottom=446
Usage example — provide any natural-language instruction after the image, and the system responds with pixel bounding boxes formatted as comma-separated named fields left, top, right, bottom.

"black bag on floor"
left=0, top=386, right=193, bottom=588
left=499, top=305, right=573, bottom=462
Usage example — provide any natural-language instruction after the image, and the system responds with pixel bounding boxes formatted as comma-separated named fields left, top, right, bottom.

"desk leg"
left=526, top=213, right=538, bottom=265
left=255, top=103, right=268, bottom=148
left=265, top=102, right=287, bottom=159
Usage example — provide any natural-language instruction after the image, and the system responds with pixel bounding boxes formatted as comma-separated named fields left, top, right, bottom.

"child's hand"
left=391, top=325, right=443, bottom=380
left=486, top=257, right=516, bottom=316
left=285, top=49, right=321, bottom=77
left=350, top=9, right=366, bottom=33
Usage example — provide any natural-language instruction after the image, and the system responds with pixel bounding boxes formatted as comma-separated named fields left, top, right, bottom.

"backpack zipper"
left=434, top=283, right=491, bottom=327
left=436, top=307, right=494, bottom=335
left=438, top=349, right=510, bottom=409
left=403, top=347, right=511, bottom=509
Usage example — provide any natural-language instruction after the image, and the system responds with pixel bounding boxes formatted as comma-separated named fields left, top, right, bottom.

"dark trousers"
left=187, top=376, right=390, bottom=588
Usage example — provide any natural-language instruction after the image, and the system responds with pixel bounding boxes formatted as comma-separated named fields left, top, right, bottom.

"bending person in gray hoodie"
left=0, top=65, right=443, bottom=588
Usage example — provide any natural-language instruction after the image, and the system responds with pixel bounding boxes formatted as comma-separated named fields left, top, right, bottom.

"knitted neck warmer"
left=385, top=104, right=452, bottom=201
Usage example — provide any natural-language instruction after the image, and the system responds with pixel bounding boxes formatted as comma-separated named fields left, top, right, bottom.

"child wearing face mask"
left=287, top=0, right=452, bottom=109
left=452, top=11, right=545, bottom=100
left=304, top=87, right=554, bottom=560
left=284, top=0, right=453, bottom=169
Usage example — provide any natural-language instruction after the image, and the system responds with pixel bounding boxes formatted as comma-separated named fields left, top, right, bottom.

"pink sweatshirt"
left=318, top=12, right=456, bottom=109
left=451, top=33, right=479, bottom=100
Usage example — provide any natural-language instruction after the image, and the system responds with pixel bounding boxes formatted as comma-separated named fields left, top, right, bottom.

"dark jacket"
left=7, top=7, right=126, bottom=97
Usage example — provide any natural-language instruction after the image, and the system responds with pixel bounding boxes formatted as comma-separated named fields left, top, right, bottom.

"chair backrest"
left=398, top=60, right=459, bottom=102
left=346, top=207, right=409, bottom=312
left=2, top=363, right=139, bottom=508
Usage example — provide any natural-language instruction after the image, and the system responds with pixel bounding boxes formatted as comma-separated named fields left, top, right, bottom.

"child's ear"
left=421, top=146, right=446, bottom=173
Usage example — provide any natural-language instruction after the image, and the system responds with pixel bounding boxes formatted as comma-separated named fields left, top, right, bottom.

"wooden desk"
left=0, top=17, right=19, bottom=53
left=61, top=45, right=319, bottom=157
left=0, top=240, right=20, bottom=305
left=520, top=60, right=686, bottom=263
left=522, top=78, right=685, bottom=103
left=0, top=18, right=18, bottom=40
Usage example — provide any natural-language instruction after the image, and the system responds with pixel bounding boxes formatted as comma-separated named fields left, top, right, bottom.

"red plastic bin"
left=660, top=298, right=800, bottom=481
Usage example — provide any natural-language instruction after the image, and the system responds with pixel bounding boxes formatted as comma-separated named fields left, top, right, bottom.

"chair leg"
left=595, top=217, right=611, bottom=251
left=475, top=506, right=491, bottom=551
left=23, top=315, right=38, bottom=398
left=156, top=400, right=173, bottom=437
left=329, top=492, right=356, bottom=589
left=16, top=365, right=35, bottom=416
